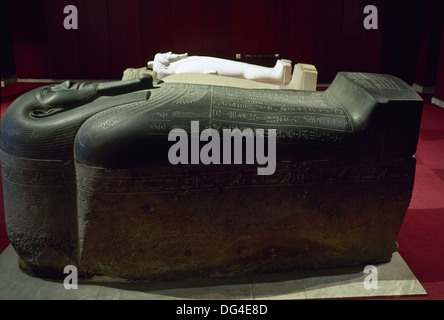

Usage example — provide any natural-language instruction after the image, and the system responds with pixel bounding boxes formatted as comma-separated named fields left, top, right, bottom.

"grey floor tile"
left=0, top=245, right=427, bottom=300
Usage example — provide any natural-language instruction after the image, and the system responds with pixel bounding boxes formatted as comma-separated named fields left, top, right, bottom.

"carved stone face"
left=35, top=80, right=99, bottom=107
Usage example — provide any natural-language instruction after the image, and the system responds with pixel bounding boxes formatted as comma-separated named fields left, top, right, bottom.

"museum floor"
left=1, top=82, right=443, bottom=300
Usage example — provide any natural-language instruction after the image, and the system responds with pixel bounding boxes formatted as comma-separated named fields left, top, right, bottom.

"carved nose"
left=62, top=80, right=74, bottom=88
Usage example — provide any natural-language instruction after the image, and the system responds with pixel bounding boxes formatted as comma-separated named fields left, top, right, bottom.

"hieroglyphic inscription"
left=210, top=86, right=353, bottom=146
left=0, top=153, right=75, bottom=187
left=146, top=84, right=211, bottom=134
left=80, top=84, right=210, bottom=145
left=76, top=160, right=415, bottom=194
left=347, top=73, right=403, bottom=93
left=83, top=83, right=354, bottom=146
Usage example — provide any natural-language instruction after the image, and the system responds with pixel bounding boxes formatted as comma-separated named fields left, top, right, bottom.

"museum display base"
left=0, top=245, right=426, bottom=300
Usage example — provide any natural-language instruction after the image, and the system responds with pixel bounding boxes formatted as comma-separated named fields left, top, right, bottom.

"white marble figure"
left=161, top=62, right=318, bottom=92
left=147, top=52, right=292, bottom=86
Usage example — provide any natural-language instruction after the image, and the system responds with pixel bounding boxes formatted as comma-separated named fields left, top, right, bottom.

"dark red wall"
left=433, top=23, right=444, bottom=102
left=6, top=0, right=443, bottom=84
left=414, top=0, right=444, bottom=88
left=1, top=0, right=15, bottom=79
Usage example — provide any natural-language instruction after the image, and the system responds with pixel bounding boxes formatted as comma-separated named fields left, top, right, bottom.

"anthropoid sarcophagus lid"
left=0, top=72, right=423, bottom=281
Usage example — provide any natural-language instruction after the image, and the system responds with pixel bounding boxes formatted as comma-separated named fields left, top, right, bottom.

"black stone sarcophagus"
left=0, top=72, right=423, bottom=280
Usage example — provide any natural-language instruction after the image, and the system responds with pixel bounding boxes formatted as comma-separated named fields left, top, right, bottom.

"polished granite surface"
left=0, top=245, right=426, bottom=300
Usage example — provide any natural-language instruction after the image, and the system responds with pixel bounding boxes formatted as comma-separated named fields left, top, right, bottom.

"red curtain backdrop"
left=6, top=0, right=442, bottom=84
